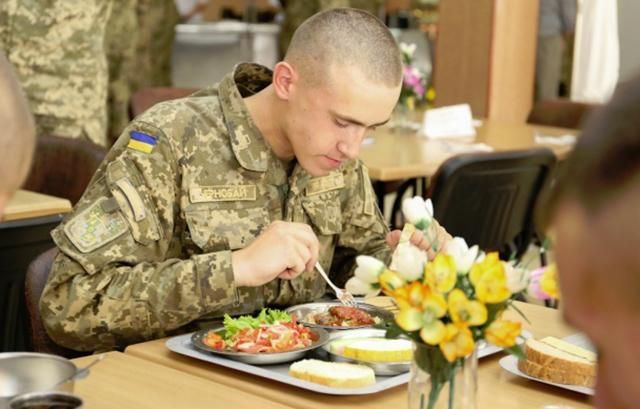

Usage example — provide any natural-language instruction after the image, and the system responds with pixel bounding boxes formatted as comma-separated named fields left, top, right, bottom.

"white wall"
left=618, top=0, right=640, bottom=81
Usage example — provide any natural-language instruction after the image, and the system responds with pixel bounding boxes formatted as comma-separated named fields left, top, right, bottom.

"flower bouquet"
left=392, top=43, right=431, bottom=131
left=346, top=196, right=557, bottom=409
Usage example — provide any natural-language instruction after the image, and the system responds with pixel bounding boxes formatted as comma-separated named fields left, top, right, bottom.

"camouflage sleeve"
left=330, top=161, right=391, bottom=287
left=40, top=121, right=239, bottom=351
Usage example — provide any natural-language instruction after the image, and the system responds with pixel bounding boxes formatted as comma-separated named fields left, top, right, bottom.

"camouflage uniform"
left=279, top=1, right=384, bottom=56
left=0, top=1, right=112, bottom=146
left=106, top=0, right=139, bottom=144
left=129, top=0, right=180, bottom=90
left=41, top=63, right=391, bottom=352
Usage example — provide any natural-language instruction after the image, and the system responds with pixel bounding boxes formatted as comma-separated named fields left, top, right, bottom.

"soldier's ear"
left=272, top=61, right=298, bottom=101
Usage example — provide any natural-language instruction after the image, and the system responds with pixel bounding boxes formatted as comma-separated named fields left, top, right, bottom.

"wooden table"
left=72, top=351, right=294, bottom=409
left=125, top=302, right=592, bottom=409
left=3, top=190, right=72, bottom=221
left=361, top=121, right=576, bottom=182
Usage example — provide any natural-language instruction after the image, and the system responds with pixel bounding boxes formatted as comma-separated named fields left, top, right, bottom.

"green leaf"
left=222, top=308, right=291, bottom=338
left=505, top=344, right=526, bottom=360
left=507, top=301, right=531, bottom=325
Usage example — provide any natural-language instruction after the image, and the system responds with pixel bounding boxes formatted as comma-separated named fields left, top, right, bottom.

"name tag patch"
left=190, top=185, right=257, bottom=203
left=306, top=173, right=345, bottom=196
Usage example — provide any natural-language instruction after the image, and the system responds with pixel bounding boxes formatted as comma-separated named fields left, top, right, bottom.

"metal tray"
left=166, top=333, right=410, bottom=395
left=191, top=326, right=330, bottom=365
left=286, top=302, right=394, bottom=330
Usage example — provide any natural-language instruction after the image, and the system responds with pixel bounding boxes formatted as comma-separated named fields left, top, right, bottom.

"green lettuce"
left=222, top=308, right=292, bottom=338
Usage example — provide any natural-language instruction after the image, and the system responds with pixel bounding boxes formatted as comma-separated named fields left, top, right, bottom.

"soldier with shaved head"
left=0, top=52, right=35, bottom=215
left=41, top=8, right=447, bottom=352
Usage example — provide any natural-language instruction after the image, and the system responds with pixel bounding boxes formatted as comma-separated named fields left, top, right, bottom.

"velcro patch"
left=64, top=198, right=128, bottom=253
left=189, top=185, right=257, bottom=203
left=305, top=173, right=345, bottom=196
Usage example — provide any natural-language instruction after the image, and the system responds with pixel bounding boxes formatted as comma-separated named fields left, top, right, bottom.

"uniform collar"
left=218, top=63, right=273, bottom=172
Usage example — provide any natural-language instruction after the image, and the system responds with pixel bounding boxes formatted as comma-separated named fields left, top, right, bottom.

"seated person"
left=41, top=8, right=449, bottom=352
left=0, top=51, right=35, bottom=216
left=547, top=73, right=640, bottom=408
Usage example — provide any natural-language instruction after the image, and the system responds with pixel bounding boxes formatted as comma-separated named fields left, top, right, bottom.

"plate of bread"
left=499, top=333, right=596, bottom=395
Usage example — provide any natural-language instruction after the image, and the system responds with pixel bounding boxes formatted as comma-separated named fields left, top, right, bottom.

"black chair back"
left=0, top=214, right=63, bottom=351
left=428, top=148, right=557, bottom=259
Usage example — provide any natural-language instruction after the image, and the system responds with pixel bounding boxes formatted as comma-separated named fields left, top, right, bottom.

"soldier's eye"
left=334, top=119, right=349, bottom=128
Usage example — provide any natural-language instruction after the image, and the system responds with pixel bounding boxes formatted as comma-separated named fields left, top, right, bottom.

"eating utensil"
left=315, top=262, right=357, bottom=307
left=52, top=354, right=104, bottom=389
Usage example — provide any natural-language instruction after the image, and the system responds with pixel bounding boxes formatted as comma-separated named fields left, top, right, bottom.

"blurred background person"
left=0, top=1, right=112, bottom=146
left=548, top=74, right=640, bottom=409
left=535, top=0, right=577, bottom=100
left=0, top=52, right=35, bottom=215
left=279, top=0, right=383, bottom=57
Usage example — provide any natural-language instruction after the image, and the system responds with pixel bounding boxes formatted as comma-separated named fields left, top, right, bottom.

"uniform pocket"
left=106, top=159, right=160, bottom=246
left=302, top=191, right=342, bottom=236
left=184, top=205, right=270, bottom=252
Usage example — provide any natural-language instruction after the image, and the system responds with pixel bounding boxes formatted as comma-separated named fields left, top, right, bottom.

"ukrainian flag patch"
left=127, top=131, right=157, bottom=153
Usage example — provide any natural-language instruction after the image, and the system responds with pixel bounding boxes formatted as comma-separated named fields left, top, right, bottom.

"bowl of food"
left=0, top=353, right=77, bottom=407
left=322, top=328, right=412, bottom=376
left=190, top=308, right=330, bottom=365
left=286, top=302, right=394, bottom=330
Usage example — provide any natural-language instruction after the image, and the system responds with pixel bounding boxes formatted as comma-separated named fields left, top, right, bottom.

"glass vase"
left=390, top=100, right=419, bottom=133
left=408, top=342, right=478, bottom=409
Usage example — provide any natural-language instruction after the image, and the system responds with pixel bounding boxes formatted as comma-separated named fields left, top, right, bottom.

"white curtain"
left=571, top=0, right=620, bottom=103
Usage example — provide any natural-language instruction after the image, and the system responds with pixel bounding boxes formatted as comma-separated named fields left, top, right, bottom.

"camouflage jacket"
left=0, top=0, right=112, bottom=145
left=41, top=63, right=391, bottom=351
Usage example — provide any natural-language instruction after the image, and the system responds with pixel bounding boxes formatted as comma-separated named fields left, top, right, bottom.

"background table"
left=361, top=121, right=576, bottom=182
left=72, top=351, right=294, bottom=409
left=125, top=302, right=592, bottom=409
left=3, top=190, right=72, bottom=222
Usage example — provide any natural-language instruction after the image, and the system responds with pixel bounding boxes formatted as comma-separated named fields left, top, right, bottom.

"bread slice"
left=289, top=359, right=376, bottom=388
left=518, top=337, right=596, bottom=387
left=341, top=338, right=413, bottom=362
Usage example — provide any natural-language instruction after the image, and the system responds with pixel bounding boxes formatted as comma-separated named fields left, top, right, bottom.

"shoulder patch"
left=64, top=198, right=129, bottom=253
left=127, top=130, right=157, bottom=153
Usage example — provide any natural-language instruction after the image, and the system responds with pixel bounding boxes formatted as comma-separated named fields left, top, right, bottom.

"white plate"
left=499, top=333, right=595, bottom=396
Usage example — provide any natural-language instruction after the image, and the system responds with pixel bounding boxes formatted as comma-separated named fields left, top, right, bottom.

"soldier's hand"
left=385, top=221, right=453, bottom=260
left=231, top=221, right=320, bottom=287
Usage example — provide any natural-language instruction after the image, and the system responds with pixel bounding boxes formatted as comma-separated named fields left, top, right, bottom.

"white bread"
left=518, top=337, right=596, bottom=387
left=289, top=359, right=376, bottom=388
left=340, top=338, right=412, bottom=362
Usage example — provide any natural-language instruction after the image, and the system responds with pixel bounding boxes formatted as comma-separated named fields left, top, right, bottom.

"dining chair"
left=22, top=134, right=107, bottom=205
left=0, top=215, right=64, bottom=352
left=129, top=86, right=197, bottom=118
left=426, top=148, right=557, bottom=261
left=24, top=247, right=85, bottom=358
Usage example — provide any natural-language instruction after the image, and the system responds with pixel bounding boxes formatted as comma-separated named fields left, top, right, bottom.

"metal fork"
left=315, top=262, right=357, bottom=307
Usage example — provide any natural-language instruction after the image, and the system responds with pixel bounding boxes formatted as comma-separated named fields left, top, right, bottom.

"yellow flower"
left=447, top=289, right=488, bottom=327
left=485, top=319, right=522, bottom=348
left=469, top=253, right=511, bottom=303
left=439, top=323, right=475, bottom=363
left=394, top=282, right=447, bottom=345
left=379, top=269, right=406, bottom=294
left=541, top=264, right=560, bottom=299
left=424, top=253, right=457, bottom=293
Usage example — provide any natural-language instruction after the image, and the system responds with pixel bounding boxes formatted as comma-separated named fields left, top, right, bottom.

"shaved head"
left=0, top=52, right=35, bottom=210
left=284, top=8, right=402, bottom=88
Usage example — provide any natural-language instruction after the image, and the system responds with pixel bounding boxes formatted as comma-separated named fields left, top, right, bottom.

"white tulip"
left=399, top=42, right=417, bottom=57
left=346, top=276, right=380, bottom=296
left=402, top=196, right=433, bottom=226
left=444, top=237, right=479, bottom=274
left=390, top=243, right=427, bottom=281
left=354, top=255, right=385, bottom=283
left=504, top=261, right=531, bottom=293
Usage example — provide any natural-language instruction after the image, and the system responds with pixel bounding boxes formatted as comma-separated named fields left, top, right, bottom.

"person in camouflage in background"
left=41, top=8, right=446, bottom=352
left=279, top=0, right=384, bottom=57
left=105, top=0, right=139, bottom=145
left=0, top=1, right=112, bottom=146
left=129, top=0, right=180, bottom=91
